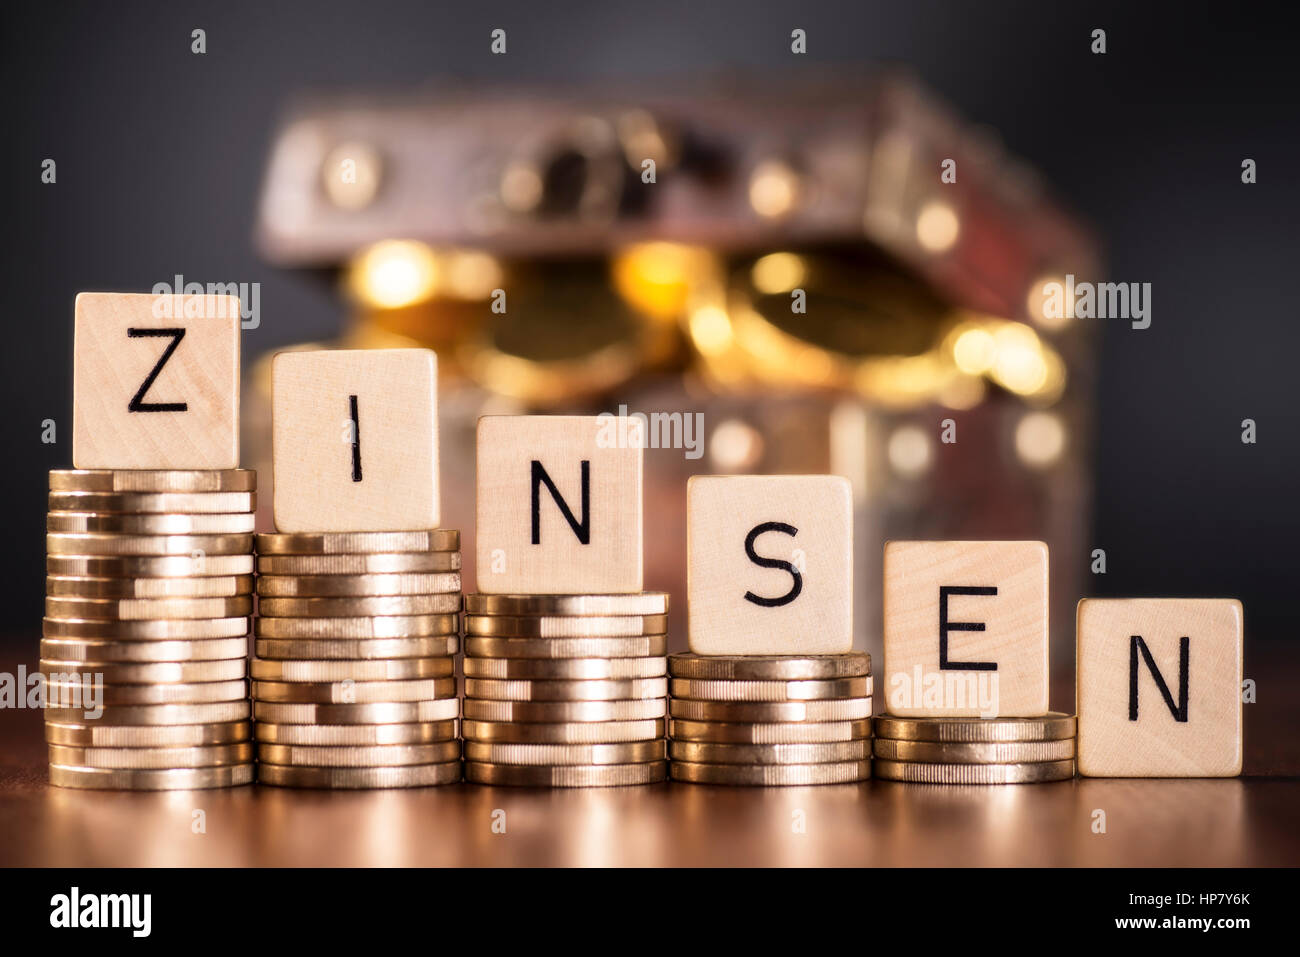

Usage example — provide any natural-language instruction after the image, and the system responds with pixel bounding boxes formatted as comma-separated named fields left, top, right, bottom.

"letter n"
left=531, top=461, right=590, bottom=545
left=1129, top=635, right=1189, bottom=722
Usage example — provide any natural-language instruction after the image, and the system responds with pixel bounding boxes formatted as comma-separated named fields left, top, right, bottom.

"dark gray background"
left=3, top=1, right=1296, bottom=646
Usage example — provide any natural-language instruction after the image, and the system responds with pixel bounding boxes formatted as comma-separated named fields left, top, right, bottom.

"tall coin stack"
left=461, top=592, right=670, bottom=787
left=667, top=653, right=874, bottom=785
left=871, top=712, right=1077, bottom=783
left=252, top=530, right=463, bottom=788
left=42, top=469, right=257, bottom=790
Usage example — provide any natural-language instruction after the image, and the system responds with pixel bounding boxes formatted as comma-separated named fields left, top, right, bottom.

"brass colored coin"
left=258, top=551, right=461, bottom=575
left=466, top=615, right=668, bottom=638
left=47, top=511, right=256, bottom=534
left=47, top=553, right=254, bottom=578
left=250, top=657, right=452, bottom=681
left=46, top=575, right=253, bottom=599
left=463, top=698, right=666, bottom=723
left=253, top=698, right=460, bottom=725
left=254, top=615, right=458, bottom=640
left=465, top=635, right=666, bottom=659
left=872, top=759, right=1076, bottom=784
left=255, top=530, right=459, bottom=555
left=48, top=491, right=256, bottom=514
left=258, top=595, right=460, bottom=618
left=872, top=738, right=1077, bottom=763
left=668, top=652, right=871, bottom=680
left=669, top=718, right=872, bottom=745
left=462, top=718, right=665, bottom=745
left=48, top=742, right=253, bottom=769
left=49, top=763, right=253, bottom=790
left=254, top=636, right=457, bottom=660
left=464, top=761, right=667, bottom=787
left=41, top=637, right=247, bottom=663
left=256, top=572, right=462, bottom=597
left=669, top=739, right=870, bottom=765
left=257, top=761, right=461, bottom=789
left=43, top=701, right=251, bottom=725
left=252, top=677, right=456, bottom=704
left=464, top=656, right=665, bottom=680
left=871, top=712, right=1078, bottom=742
left=46, top=679, right=248, bottom=706
left=46, top=595, right=253, bottom=621
left=670, top=676, right=872, bottom=702
left=258, top=741, right=460, bottom=767
left=464, top=740, right=665, bottom=766
left=466, top=677, right=666, bottom=702
left=40, top=658, right=246, bottom=684
left=47, top=533, right=254, bottom=557
left=669, top=697, right=872, bottom=723
left=44, top=721, right=251, bottom=748
left=43, top=616, right=249, bottom=640
left=670, top=760, right=871, bottom=786
left=254, top=721, right=458, bottom=746
left=49, top=469, right=257, bottom=493
left=465, top=593, right=669, bottom=617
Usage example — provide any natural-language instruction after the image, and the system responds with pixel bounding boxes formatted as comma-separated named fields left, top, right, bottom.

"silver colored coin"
left=254, top=721, right=458, bottom=746
left=257, top=594, right=460, bottom=618
left=669, top=718, right=872, bottom=744
left=46, top=595, right=253, bottom=621
left=462, top=718, right=664, bottom=745
left=255, top=530, right=459, bottom=555
left=670, top=760, right=871, bottom=786
left=464, top=761, right=667, bottom=788
left=43, top=700, right=251, bottom=725
left=254, top=636, right=458, bottom=660
left=252, top=677, right=456, bottom=704
left=45, top=679, right=248, bottom=706
left=464, top=593, right=669, bottom=617
left=872, top=759, right=1076, bottom=784
left=41, top=637, right=248, bottom=663
left=669, top=697, right=873, bottom=723
left=47, top=533, right=253, bottom=556
left=48, top=491, right=255, bottom=514
left=669, top=676, right=872, bottom=702
left=465, top=676, right=667, bottom=702
left=254, top=614, right=458, bottom=640
left=465, top=615, right=667, bottom=637
left=42, top=617, right=249, bottom=640
left=49, top=763, right=253, bottom=790
left=47, top=511, right=256, bottom=534
left=47, top=553, right=254, bottom=578
left=44, top=720, right=251, bottom=748
left=669, top=739, right=870, bottom=765
left=463, top=698, right=666, bottom=723
left=464, top=740, right=665, bottom=766
left=668, top=652, right=871, bottom=680
left=463, top=656, right=665, bottom=680
left=465, top=635, right=666, bottom=659
left=39, top=658, right=246, bottom=684
left=256, top=572, right=462, bottom=597
left=257, top=761, right=462, bottom=788
left=250, top=657, right=452, bottom=681
left=257, top=552, right=461, bottom=575
left=49, top=469, right=257, bottom=493
left=48, top=742, right=254, bottom=769
left=253, top=698, right=460, bottom=725
left=871, top=712, right=1077, bottom=742
left=45, top=575, right=253, bottom=599
left=257, top=741, right=461, bottom=767
left=872, top=738, right=1076, bottom=763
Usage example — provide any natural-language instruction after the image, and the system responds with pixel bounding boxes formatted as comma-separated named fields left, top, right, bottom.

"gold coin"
left=44, top=721, right=251, bottom=747
left=49, top=763, right=253, bottom=790
left=258, top=595, right=460, bottom=618
left=49, top=469, right=257, bottom=493
left=669, top=718, right=872, bottom=744
left=465, top=593, right=669, bottom=617
left=256, top=572, right=462, bottom=597
left=252, top=677, right=456, bottom=704
left=253, top=699, right=460, bottom=725
left=48, top=490, right=256, bottom=514
left=872, top=738, right=1077, bottom=763
left=670, top=676, right=872, bottom=702
left=47, top=553, right=255, bottom=578
left=669, top=697, right=872, bottom=723
left=258, top=551, right=461, bottom=575
left=41, top=637, right=247, bottom=663
left=463, top=698, right=665, bottom=723
left=47, top=532, right=254, bottom=557
left=43, top=616, right=249, bottom=640
left=462, top=718, right=664, bottom=745
left=466, top=677, right=667, bottom=702
left=250, top=657, right=452, bottom=681
left=47, top=511, right=256, bottom=534
left=46, top=679, right=247, bottom=706
left=46, top=575, right=254, bottom=599
left=464, top=656, right=664, bottom=680
left=254, top=615, right=458, bottom=640
left=871, top=713, right=1077, bottom=742
left=43, top=701, right=251, bottom=725
left=40, top=658, right=245, bottom=684
left=257, top=741, right=461, bottom=767
left=670, top=760, right=871, bottom=786
left=464, top=761, right=667, bottom=787
left=48, top=742, right=253, bottom=769
left=254, top=721, right=457, bottom=746
left=257, top=761, right=461, bottom=788
left=465, top=635, right=666, bottom=659
left=872, top=759, right=1076, bottom=784
left=254, top=636, right=457, bottom=660
left=669, top=739, right=870, bottom=764
left=46, top=595, right=254, bottom=621
left=668, top=652, right=871, bottom=680
left=464, top=740, right=665, bottom=766
left=465, top=614, right=667, bottom=638
left=255, top=530, right=459, bottom=555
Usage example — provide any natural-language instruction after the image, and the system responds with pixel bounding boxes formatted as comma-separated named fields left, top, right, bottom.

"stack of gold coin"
left=871, top=713, right=1077, bottom=783
left=461, top=593, right=670, bottom=787
left=668, top=653, right=873, bottom=785
left=42, top=469, right=257, bottom=790
left=252, top=530, right=463, bottom=788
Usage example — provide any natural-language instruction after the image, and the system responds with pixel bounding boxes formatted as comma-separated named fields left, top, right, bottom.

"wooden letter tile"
left=1077, top=598, right=1242, bottom=777
left=73, top=292, right=240, bottom=469
left=272, top=349, right=439, bottom=532
left=687, top=475, right=852, bottom=655
left=883, top=541, right=1048, bottom=717
left=476, top=415, right=642, bottom=593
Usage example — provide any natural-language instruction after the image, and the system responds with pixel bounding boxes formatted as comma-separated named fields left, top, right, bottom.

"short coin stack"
left=871, top=712, right=1077, bottom=783
left=252, top=530, right=463, bottom=788
left=668, top=653, right=874, bottom=785
left=42, top=469, right=256, bottom=790
left=462, top=593, right=670, bottom=786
